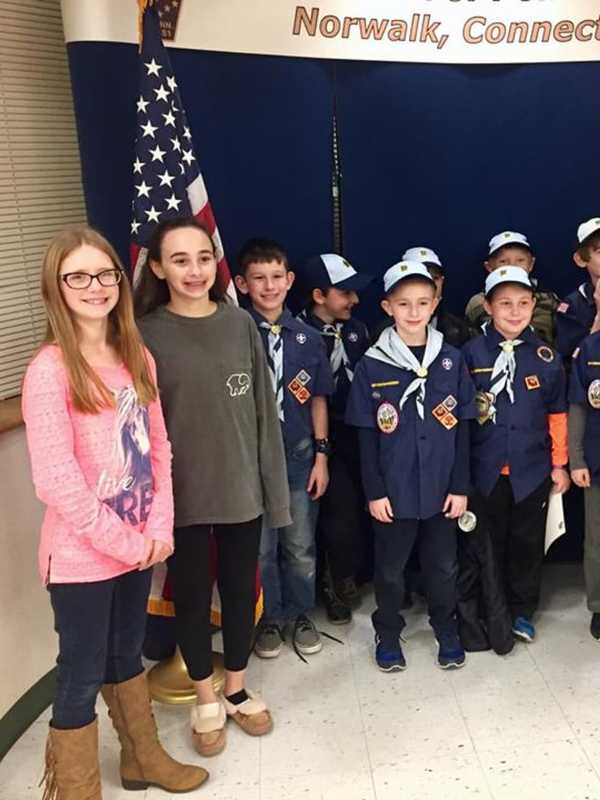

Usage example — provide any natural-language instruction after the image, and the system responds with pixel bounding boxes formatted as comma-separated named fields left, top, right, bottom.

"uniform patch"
left=525, top=375, right=541, bottom=390
left=372, top=391, right=381, bottom=399
left=443, top=395, right=457, bottom=411
left=432, top=401, right=458, bottom=430
left=348, top=331, right=359, bottom=343
left=295, top=370, right=311, bottom=386
left=377, top=401, right=399, bottom=434
left=537, top=345, right=554, bottom=363
left=475, top=391, right=495, bottom=425
left=557, top=302, right=569, bottom=314
left=295, top=332, right=307, bottom=344
left=588, top=379, right=600, bottom=409
left=288, top=378, right=311, bottom=404
left=442, top=358, right=453, bottom=371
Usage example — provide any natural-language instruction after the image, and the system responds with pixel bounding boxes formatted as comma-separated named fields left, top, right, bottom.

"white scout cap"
left=383, top=260, right=436, bottom=295
left=577, top=217, right=600, bottom=244
left=488, top=231, right=531, bottom=256
left=401, top=246, right=442, bottom=269
left=484, top=266, right=533, bottom=297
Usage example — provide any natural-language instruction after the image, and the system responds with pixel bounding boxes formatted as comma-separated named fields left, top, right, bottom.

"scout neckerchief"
left=298, top=310, right=353, bottom=388
left=489, top=337, right=523, bottom=407
left=258, top=318, right=285, bottom=422
left=365, top=325, right=444, bottom=420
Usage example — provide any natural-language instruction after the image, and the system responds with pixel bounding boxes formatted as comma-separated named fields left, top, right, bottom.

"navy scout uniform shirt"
left=345, top=342, right=476, bottom=520
left=569, top=331, right=600, bottom=483
left=250, top=308, right=334, bottom=488
left=300, top=311, right=369, bottom=420
left=462, top=326, right=567, bottom=503
left=556, top=281, right=596, bottom=359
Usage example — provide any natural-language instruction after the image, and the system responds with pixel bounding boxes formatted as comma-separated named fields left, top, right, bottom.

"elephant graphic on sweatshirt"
left=226, top=372, right=251, bottom=397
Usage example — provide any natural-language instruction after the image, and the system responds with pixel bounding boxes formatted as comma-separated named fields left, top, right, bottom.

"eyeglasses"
left=61, top=269, right=123, bottom=290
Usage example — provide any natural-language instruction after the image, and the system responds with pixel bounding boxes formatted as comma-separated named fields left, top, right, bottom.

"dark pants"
left=317, top=420, right=372, bottom=583
left=372, top=513, right=458, bottom=640
left=485, top=475, right=551, bottom=620
left=49, top=567, right=151, bottom=730
left=171, top=518, right=261, bottom=681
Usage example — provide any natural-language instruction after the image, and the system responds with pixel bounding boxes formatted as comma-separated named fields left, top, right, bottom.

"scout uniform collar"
left=484, top=323, right=537, bottom=352
left=365, top=325, right=444, bottom=420
left=249, top=306, right=295, bottom=333
left=579, top=281, right=595, bottom=305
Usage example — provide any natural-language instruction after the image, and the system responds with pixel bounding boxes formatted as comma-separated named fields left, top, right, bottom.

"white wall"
left=0, top=427, right=56, bottom=717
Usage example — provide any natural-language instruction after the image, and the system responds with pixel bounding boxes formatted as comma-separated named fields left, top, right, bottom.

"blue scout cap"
left=300, top=254, right=372, bottom=292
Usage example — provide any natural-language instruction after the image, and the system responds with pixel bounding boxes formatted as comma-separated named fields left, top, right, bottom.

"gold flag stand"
left=148, top=647, right=225, bottom=705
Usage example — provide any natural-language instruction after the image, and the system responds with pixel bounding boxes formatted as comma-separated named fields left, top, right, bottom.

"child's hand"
left=307, top=456, right=329, bottom=500
left=551, top=467, right=571, bottom=494
left=139, top=539, right=172, bottom=570
left=443, top=494, right=467, bottom=519
left=571, top=467, right=591, bottom=489
left=369, top=497, right=394, bottom=523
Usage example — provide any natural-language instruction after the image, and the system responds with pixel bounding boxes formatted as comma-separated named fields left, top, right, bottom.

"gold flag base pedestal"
left=148, top=647, right=225, bottom=705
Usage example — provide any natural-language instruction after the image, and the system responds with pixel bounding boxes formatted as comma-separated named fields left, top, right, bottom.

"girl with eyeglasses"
left=21, top=226, right=207, bottom=799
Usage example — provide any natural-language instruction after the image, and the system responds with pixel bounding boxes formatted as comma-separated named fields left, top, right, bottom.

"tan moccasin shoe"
left=222, top=690, right=273, bottom=736
left=191, top=701, right=226, bottom=757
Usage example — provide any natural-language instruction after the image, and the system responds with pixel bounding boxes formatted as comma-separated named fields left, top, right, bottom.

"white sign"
left=62, top=1, right=600, bottom=65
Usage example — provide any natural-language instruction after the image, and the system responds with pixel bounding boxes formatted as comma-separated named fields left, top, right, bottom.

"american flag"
left=130, top=1, right=234, bottom=300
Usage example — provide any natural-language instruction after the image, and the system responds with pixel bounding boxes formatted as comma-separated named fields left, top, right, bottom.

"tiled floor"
left=2, top=564, right=600, bottom=800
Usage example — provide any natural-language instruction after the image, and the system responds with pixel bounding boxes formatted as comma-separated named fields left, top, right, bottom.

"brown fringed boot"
left=101, top=673, right=208, bottom=793
left=41, top=719, right=102, bottom=800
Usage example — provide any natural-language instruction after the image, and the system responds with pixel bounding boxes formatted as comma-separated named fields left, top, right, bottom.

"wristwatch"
left=314, top=438, right=332, bottom=456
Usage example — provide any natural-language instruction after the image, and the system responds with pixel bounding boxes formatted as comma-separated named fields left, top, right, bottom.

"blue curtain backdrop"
left=66, top=44, right=600, bottom=324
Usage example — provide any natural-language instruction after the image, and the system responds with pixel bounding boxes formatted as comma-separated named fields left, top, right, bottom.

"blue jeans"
left=49, top=567, right=151, bottom=729
left=259, top=486, right=319, bottom=624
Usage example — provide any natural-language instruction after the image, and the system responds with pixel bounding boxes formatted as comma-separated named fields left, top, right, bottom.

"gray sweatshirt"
left=139, top=303, right=291, bottom=529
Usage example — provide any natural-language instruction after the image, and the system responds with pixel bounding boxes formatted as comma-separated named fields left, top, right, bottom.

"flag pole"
left=331, top=62, right=344, bottom=255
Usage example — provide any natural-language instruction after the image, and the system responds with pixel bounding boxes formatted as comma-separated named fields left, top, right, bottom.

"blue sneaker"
left=436, top=630, right=466, bottom=669
left=375, top=634, right=407, bottom=672
left=512, top=616, right=535, bottom=642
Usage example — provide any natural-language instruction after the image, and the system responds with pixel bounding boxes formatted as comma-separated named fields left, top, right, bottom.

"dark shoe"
left=375, top=634, right=407, bottom=672
left=436, top=630, right=466, bottom=669
left=289, top=615, right=322, bottom=655
left=591, top=613, right=600, bottom=641
left=334, top=576, right=362, bottom=609
left=322, top=584, right=352, bottom=625
left=512, top=616, right=535, bottom=643
left=254, top=621, right=284, bottom=658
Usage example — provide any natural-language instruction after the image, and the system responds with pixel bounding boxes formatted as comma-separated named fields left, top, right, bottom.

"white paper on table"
left=545, top=491, right=566, bottom=555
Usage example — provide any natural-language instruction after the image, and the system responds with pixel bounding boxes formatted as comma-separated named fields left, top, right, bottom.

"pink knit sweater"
left=22, top=345, right=174, bottom=584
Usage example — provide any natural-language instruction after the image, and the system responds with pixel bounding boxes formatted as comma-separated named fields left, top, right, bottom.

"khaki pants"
left=584, top=485, right=600, bottom=612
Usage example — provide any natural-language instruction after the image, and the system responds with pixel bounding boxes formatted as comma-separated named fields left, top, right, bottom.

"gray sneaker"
left=290, top=615, right=322, bottom=656
left=254, top=622, right=284, bottom=658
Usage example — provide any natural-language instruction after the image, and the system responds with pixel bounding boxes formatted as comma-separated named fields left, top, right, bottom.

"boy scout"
left=346, top=260, right=476, bottom=672
left=568, top=329, right=600, bottom=640
left=296, top=254, right=372, bottom=624
left=556, top=217, right=600, bottom=359
left=372, top=246, right=472, bottom=348
left=465, top=231, right=558, bottom=344
left=235, top=239, right=334, bottom=658
left=463, top=267, right=570, bottom=643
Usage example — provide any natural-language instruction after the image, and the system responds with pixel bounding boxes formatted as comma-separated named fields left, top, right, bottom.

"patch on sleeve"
left=557, top=302, right=569, bottom=314
left=525, top=375, right=541, bottom=390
